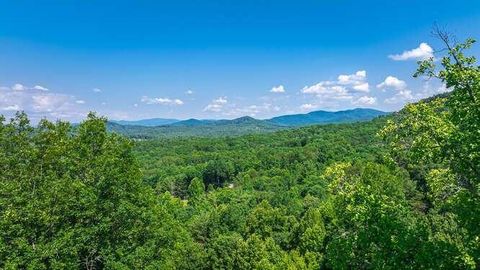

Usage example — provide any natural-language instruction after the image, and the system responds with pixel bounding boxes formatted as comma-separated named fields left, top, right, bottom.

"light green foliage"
left=188, top=177, right=206, bottom=199
left=323, top=162, right=419, bottom=269
left=380, top=98, right=453, bottom=165
left=382, top=36, right=480, bottom=268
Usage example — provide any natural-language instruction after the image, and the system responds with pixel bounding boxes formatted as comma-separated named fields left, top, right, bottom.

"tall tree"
left=381, top=30, right=480, bottom=267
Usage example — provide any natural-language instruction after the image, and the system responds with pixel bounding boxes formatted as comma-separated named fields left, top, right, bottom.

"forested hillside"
left=0, top=37, right=479, bottom=269
left=107, top=116, right=287, bottom=139
left=106, top=109, right=387, bottom=139
left=267, top=108, right=387, bottom=127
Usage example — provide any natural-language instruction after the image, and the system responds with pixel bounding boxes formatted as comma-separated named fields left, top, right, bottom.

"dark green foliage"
left=202, top=159, right=235, bottom=187
left=1, top=37, right=479, bottom=269
left=0, top=112, right=202, bottom=269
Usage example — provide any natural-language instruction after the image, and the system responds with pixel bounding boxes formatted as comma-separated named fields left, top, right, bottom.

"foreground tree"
left=0, top=112, right=202, bottom=269
left=381, top=31, right=480, bottom=267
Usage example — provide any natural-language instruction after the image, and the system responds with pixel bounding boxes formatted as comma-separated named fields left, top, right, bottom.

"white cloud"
left=213, top=97, right=227, bottom=104
left=0, top=83, right=145, bottom=122
left=301, top=81, right=334, bottom=94
left=2, top=84, right=50, bottom=92
left=338, top=70, right=366, bottom=84
left=377, top=76, right=407, bottom=91
left=6, top=89, right=87, bottom=122
left=204, top=104, right=222, bottom=112
left=204, top=97, right=278, bottom=117
left=337, top=70, right=369, bottom=92
left=270, top=85, right=285, bottom=93
left=380, top=77, right=449, bottom=105
left=300, top=70, right=374, bottom=110
left=300, top=103, right=316, bottom=111
left=377, top=76, right=414, bottom=104
left=389, top=43, right=434, bottom=61
left=352, top=96, right=377, bottom=106
left=384, top=90, right=414, bottom=104
left=437, top=83, right=449, bottom=94
left=93, top=88, right=102, bottom=93
left=302, top=83, right=352, bottom=100
left=421, top=81, right=451, bottom=96
left=33, top=85, right=49, bottom=91
left=353, top=82, right=370, bottom=92
left=204, top=96, right=228, bottom=112
left=31, top=94, right=72, bottom=112
left=302, top=70, right=370, bottom=103
left=12, top=83, right=27, bottom=91
left=141, top=96, right=184, bottom=105
left=186, top=90, right=194, bottom=95
left=223, top=102, right=280, bottom=117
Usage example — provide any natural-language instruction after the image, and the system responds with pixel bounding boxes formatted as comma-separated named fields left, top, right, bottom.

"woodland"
left=0, top=35, right=479, bottom=269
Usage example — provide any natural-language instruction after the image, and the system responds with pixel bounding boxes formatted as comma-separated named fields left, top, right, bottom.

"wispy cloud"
left=8, top=83, right=49, bottom=92
left=384, top=90, right=414, bottom=104
left=33, top=85, right=49, bottom=91
left=300, top=103, right=316, bottom=111
left=352, top=96, right=377, bottom=106
left=270, top=85, right=285, bottom=93
left=12, top=83, right=27, bottom=91
left=378, top=75, right=450, bottom=105
left=0, top=83, right=86, bottom=121
left=224, top=102, right=280, bottom=117
left=204, top=97, right=228, bottom=112
left=141, top=96, right=184, bottom=105
left=302, top=83, right=352, bottom=99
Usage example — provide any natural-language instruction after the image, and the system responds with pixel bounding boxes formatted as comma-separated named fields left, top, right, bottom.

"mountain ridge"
left=268, top=108, right=388, bottom=127
left=107, top=108, right=389, bottom=138
left=111, top=108, right=388, bottom=128
left=111, top=118, right=179, bottom=127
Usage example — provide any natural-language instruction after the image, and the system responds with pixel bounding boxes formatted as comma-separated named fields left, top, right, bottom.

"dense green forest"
left=0, top=38, right=479, bottom=269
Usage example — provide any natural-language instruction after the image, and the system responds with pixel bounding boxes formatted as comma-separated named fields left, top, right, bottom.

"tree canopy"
left=1, top=34, right=479, bottom=269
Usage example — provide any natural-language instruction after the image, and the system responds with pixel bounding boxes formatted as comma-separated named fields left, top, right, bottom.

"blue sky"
left=1, top=0, right=479, bottom=121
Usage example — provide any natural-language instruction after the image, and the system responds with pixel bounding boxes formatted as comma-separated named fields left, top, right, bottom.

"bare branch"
left=431, top=23, right=453, bottom=48
left=431, top=23, right=463, bottom=68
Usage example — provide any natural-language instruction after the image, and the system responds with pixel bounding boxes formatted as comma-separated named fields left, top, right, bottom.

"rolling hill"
left=107, top=108, right=389, bottom=138
left=107, top=116, right=286, bottom=138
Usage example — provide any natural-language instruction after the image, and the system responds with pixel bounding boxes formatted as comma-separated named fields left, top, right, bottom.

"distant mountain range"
left=108, top=108, right=388, bottom=138
left=268, top=108, right=388, bottom=126
left=110, top=118, right=179, bottom=126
